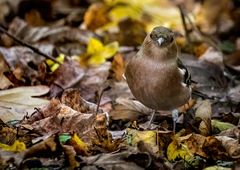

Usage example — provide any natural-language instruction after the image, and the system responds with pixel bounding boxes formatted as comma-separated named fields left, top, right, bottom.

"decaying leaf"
left=110, top=98, right=152, bottom=121
left=0, top=55, right=12, bottom=89
left=215, top=136, right=240, bottom=159
left=126, top=128, right=158, bottom=154
left=0, top=126, right=16, bottom=145
left=109, top=53, right=125, bottom=81
left=53, top=57, right=85, bottom=89
left=61, top=88, right=97, bottom=113
left=0, top=86, right=49, bottom=122
left=194, top=100, right=212, bottom=136
left=61, top=144, right=79, bottom=169
left=83, top=2, right=111, bottom=31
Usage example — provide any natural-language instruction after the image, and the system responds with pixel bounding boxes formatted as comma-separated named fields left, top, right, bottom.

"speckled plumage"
left=125, top=26, right=191, bottom=111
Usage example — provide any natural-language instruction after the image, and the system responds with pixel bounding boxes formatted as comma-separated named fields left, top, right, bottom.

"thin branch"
left=96, top=85, right=111, bottom=114
left=178, top=5, right=191, bottom=45
left=0, top=26, right=61, bottom=64
left=180, top=8, right=220, bottom=51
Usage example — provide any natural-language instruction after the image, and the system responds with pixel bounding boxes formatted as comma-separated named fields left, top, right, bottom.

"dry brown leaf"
left=91, top=114, right=122, bottom=153
left=196, top=0, right=233, bottom=33
left=110, top=54, right=125, bottom=81
left=23, top=136, right=57, bottom=159
left=53, top=58, right=85, bottom=89
left=61, top=88, right=96, bottom=113
left=78, top=62, right=111, bottom=102
left=215, top=136, right=240, bottom=159
left=0, top=54, right=12, bottom=89
left=110, top=18, right=146, bottom=46
left=203, top=136, right=229, bottom=160
left=83, top=2, right=111, bottom=31
left=183, top=134, right=208, bottom=158
left=110, top=97, right=152, bottom=121
left=194, top=100, right=212, bottom=136
left=61, top=144, right=79, bottom=169
left=24, top=9, right=45, bottom=26
left=218, top=127, right=240, bottom=139
left=0, top=86, right=49, bottom=122
left=0, top=126, right=16, bottom=145
left=199, top=47, right=224, bottom=69
left=224, top=50, right=240, bottom=72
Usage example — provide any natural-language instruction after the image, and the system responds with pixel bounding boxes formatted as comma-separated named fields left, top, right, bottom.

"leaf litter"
left=0, top=0, right=239, bottom=169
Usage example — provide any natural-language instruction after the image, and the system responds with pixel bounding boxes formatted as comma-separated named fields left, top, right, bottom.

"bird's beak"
left=157, top=37, right=164, bottom=46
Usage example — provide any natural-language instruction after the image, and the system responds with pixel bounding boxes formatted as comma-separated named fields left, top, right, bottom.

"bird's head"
left=149, top=26, right=175, bottom=47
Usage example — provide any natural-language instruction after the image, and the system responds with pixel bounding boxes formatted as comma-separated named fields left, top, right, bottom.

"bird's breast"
left=125, top=57, right=190, bottom=110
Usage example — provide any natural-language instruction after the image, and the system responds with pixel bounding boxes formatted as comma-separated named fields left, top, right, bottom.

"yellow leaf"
left=46, top=53, right=65, bottom=72
left=88, top=54, right=107, bottom=65
left=104, top=0, right=182, bottom=33
left=69, top=133, right=89, bottom=155
left=82, top=38, right=119, bottom=66
left=87, top=38, right=104, bottom=55
left=0, top=140, right=26, bottom=152
left=102, top=42, right=119, bottom=59
left=126, top=128, right=159, bottom=154
left=167, top=140, right=193, bottom=161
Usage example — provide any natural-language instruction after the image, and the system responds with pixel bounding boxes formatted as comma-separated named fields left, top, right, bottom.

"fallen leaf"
left=83, top=2, right=111, bottom=31
left=215, top=136, right=240, bottom=159
left=126, top=128, right=159, bottom=154
left=194, top=100, right=212, bottom=136
left=110, top=98, right=152, bottom=121
left=61, top=88, right=97, bottom=113
left=109, top=53, right=125, bottom=81
left=46, top=53, right=65, bottom=72
left=211, top=120, right=236, bottom=133
left=167, top=136, right=194, bottom=162
left=0, top=126, right=16, bottom=145
left=61, top=144, right=79, bottom=169
left=183, top=134, right=208, bottom=158
left=0, top=54, right=12, bottom=89
left=224, top=50, right=240, bottom=72
left=199, top=47, right=224, bottom=69
left=227, top=84, right=240, bottom=104
left=69, top=133, right=89, bottom=156
left=0, top=140, right=26, bottom=152
left=0, top=86, right=49, bottom=122
left=203, top=136, right=229, bottom=160
left=53, top=57, right=85, bottom=89
left=80, top=38, right=119, bottom=66
left=203, top=166, right=232, bottom=170
left=80, top=147, right=157, bottom=169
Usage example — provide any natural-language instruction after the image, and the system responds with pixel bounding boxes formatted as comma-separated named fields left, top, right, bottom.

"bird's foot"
left=172, top=109, right=179, bottom=133
left=147, top=111, right=156, bottom=129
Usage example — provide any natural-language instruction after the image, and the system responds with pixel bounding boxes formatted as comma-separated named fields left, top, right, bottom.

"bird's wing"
left=177, top=58, right=192, bottom=87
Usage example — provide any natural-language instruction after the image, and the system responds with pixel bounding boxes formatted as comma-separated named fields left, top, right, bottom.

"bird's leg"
left=147, top=110, right=156, bottom=128
left=172, top=109, right=179, bottom=133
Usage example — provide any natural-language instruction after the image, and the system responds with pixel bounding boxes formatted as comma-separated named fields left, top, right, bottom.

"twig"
left=0, top=26, right=61, bottom=64
left=96, top=85, right=111, bottom=114
left=178, top=5, right=191, bottom=45
left=180, top=8, right=220, bottom=51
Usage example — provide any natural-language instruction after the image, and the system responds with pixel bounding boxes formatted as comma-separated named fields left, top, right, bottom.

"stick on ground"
left=0, top=26, right=61, bottom=64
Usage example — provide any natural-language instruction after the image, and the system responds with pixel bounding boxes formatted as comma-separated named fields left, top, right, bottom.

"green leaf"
left=59, top=133, right=71, bottom=144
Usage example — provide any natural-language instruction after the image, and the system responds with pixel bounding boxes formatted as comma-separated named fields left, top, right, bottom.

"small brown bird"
left=125, top=26, right=192, bottom=130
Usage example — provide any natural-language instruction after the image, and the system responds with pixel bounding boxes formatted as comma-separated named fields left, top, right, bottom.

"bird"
left=125, top=26, right=192, bottom=131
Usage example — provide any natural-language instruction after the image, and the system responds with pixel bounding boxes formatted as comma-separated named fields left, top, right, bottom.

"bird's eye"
left=150, top=33, right=157, bottom=40
left=170, top=37, right=174, bottom=42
